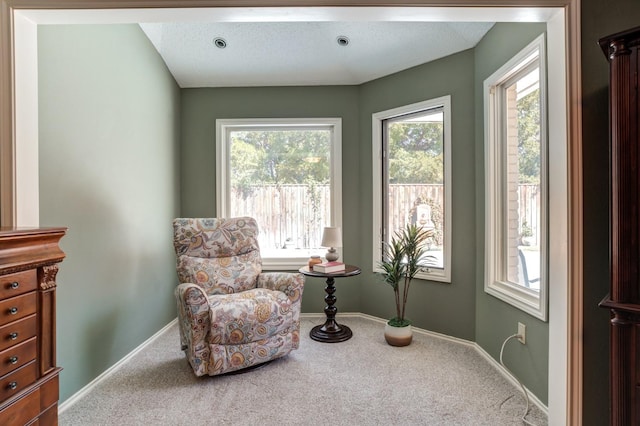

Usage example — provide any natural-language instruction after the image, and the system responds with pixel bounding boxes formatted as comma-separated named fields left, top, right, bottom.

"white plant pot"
left=384, top=322, right=413, bottom=347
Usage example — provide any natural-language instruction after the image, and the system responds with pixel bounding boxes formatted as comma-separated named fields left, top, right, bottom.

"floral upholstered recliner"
left=173, top=217, right=305, bottom=376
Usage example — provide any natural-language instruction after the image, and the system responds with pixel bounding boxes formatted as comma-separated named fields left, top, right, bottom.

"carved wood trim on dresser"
left=0, top=228, right=66, bottom=426
left=599, top=26, right=640, bottom=426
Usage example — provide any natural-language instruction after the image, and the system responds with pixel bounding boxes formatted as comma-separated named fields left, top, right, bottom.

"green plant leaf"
left=378, top=223, right=436, bottom=322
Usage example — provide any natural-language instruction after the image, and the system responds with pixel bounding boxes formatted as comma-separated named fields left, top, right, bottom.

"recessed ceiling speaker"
left=213, top=37, right=227, bottom=49
left=336, top=36, right=350, bottom=46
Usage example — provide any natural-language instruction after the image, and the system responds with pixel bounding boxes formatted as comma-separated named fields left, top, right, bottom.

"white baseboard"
left=62, top=313, right=548, bottom=417
left=474, top=342, right=549, bottom=416
left=58, top=318, right=178, bottom=414
left=305, top=311, right=477, bottom=347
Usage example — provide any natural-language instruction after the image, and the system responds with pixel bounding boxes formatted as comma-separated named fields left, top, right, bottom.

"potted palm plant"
left=378, top=223, right=435, bottom=346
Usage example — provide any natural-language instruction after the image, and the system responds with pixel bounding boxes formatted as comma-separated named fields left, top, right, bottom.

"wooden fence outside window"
left=231, top=183, right=540, bottom=251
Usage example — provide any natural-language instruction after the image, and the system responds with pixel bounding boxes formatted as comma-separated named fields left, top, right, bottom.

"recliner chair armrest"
left=257, top=272, right=304, bottom=304
left=175, top=283, right=210, bottom=351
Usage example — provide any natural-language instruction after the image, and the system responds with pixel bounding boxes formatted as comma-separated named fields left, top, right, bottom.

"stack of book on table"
left=313, top=261, right=345, bottom=273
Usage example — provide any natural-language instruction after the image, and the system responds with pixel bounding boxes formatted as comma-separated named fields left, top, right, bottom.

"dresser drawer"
left=0, top=337, right=36, bottom=377
left=0, top=361, right=37, bottom=401
left=0, top=386, right=40, bottom=426
left=0, top=292, right=36, bottom=327
left=0, top=270, right=37, bottom=300
left=0, top=314, right=36, bottom=352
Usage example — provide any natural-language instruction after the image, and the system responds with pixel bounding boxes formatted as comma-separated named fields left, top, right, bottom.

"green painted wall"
left=581, top=0, right=640, bottom=423
left=358, top=50, right=477, bottom=341
left=38, top=24, right=181, bottom=402
left=474, top=22, right=549, bottom=405
left=180, top=86, right=360, bottom=314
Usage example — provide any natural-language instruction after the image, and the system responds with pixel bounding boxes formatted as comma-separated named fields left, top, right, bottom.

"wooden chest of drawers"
left=0, top=228, right=66, bottom=426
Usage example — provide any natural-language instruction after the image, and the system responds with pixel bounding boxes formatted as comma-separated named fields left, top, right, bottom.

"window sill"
left=372, top=266, right=451, bottom=284
left=485, top=279, right=547, bottom=321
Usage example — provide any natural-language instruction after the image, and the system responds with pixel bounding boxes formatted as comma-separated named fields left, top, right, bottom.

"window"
left=372, top=96, right=452, bottom=282
left=216, top=118, right=342, bottom=269
left=484, top=35, right=548, bottom=320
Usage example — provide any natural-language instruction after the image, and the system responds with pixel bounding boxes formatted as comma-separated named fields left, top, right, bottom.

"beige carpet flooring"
left=60, top=316, right=548, bottom=425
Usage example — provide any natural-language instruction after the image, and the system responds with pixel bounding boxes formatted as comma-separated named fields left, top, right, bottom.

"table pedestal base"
left=310, top=321, right=352, bottom=343
left=298, top=265, right=361, bottom=344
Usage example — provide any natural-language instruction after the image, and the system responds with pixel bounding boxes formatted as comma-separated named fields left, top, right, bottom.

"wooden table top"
left=298, top=264, right=361, bottom=278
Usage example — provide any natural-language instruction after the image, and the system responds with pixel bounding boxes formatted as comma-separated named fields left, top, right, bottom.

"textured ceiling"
left=139, top=21, right=494, bottom=88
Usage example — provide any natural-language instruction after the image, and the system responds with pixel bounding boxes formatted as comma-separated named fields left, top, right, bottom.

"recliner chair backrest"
left=173, top=217, right=262, bottom=295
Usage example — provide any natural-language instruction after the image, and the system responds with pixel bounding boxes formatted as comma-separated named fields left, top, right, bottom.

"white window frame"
left=216, top=118, right=342, bottom=270
left=484, top=34, right=548, bottom=321
left=372, top=96, right=452, bottom=283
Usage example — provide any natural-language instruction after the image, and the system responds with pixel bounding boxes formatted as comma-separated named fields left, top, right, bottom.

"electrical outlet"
left=517, top=322, right=526, bottom=344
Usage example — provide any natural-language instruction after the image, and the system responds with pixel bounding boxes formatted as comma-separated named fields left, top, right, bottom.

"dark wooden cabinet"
left=0, top=228, right=66, bottom=425
left=599, top=26, right=640, bottom=426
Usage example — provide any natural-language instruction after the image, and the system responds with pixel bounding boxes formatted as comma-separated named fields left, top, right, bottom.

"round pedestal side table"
left=299, top=264, right=361, bottom=343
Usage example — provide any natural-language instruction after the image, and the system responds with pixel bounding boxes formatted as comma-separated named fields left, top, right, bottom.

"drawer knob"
left=8, top=356, right=17, bottom=365
left=8, top=307, right=18, bottom=315
left=9, top=282, right=18, bottom=290
left=7, top=381, right=17, bottom=390
left=8, top=332, right=17, bottom=340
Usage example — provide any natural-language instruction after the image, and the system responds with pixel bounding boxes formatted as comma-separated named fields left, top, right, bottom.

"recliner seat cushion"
left=207, top=288, right=294, bottom=345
